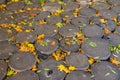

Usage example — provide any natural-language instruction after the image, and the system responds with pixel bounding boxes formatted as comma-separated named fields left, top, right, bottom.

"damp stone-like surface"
left=14, top=31, right=37, bottom=43
left=66, top=71, right=93, bottom=80
left=0, top=41, right=18, bottom=59
left=59, top=24, right=79, bottom=37
left=91, top=61, right=120, bottom=80
left=78, top=7, right=96, bottom=18
left=35, top=24, right=57, bottom=37
left=0, top=60, right=7, bottom=80
left=10, top=71, right=39, bottom=80
left=91, top=2, right=110, bottom=10
left=66, top=52, right=89, bottom=70
left=82, top=38, right=111, bottom=60
left=9, top=52, right=36, bottom=72
left=38, top=58, right=66, bottom=80
left=83, top=24, right=104, bottom=38
left=108, top=34, right=120, bottom=46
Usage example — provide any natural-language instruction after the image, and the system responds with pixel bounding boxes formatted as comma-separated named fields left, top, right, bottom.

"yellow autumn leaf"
left=100, top=19, right=107, bottom=23
left=36, top=56, right=41, bottom=64
left=113, top=17, right=117, bottom=23
left=58, top=64, right=77, bottom=73
left=37, top=34, right=45, bottom=39
left=88, top=58, right=95, bottom=65
left=38, top=20, right=46, bottom=24
left=0, top=24, right=8, bottom=28
left=25, top=29, right=31, bottom=32
left=26, top=7, right=31, bottom=10
left=68, top=65, right=76, bottom=71
left=14, top=26, right=23, bottom=32
left=52, top=52, right=60, bottom=61
left=0, top=4, right=6, bottom=10
left=6, top=69, right=15, bottom=76
left=36, top=34, right=45, bottom=43
left=110, top=58, right=120, bottom=66
left=19, top=41, right=35, bottom=53
left=104, top=28, right=111, bottom=35
left=57, top=64, right=70, bottom=73
left=64, top=68, right=70, bottom=73
left=31, top=65, right=37, bottom=71
left=117, top=22, right=120, bottom=26
left=54, top=9, right=64, bottom=16
left=56, top=22, right=63, bottom=28
left=57, top=64, right=66, bottom=71
left=51, top=41, right=56, bottom=46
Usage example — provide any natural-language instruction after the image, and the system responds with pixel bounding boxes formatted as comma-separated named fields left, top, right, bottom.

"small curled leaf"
left=89, top=42, right=97, bottom=47
left=36, top=70, right=42, bottom=73
left=44, top=68, right=50, bottom=71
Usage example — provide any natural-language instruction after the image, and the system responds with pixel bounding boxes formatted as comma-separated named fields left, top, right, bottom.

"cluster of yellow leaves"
left=0, top=24, right=9, bottom=28
left=0, top=4, right=6, bottom=10
left=0, top=23, right=23, bottom=32
left=24, top=6, right=42, bottom=14
left=52, top=49, right=67, bottom=61
left=36, top=34, right=45, bottom=43
left=14, top=25, right=23, bottom=32
left=64, top=38, right=73, bottom=45
left=38, top=20, right=46, bottom=24
left=57, top=64, right=76, bottom=73
left=73, top=7, right=81, bottom=17
left=88, top=57, right=95, bottom=65
left=54, top=9, right=64, bottom=16
left=63, top=16, right=71, bottom=24
left=17, top=21, right=26, bottom=25
left=31, top=56, right=41, bottom=71
left=76, top=32, right=85, bottom=44
left=110, top=58, right=120, bottom=67
left=18, top=41, right=35, bottom=53
left=113, top=17, right=120, bottom=26
left=14, top=9, right=26, bottom=14
left=31, top=65, right=37, bottom=71
left=56, top=22, right=64, bottom=28
left=52, top=53, right=61, bottom=61
left=64, top=35, right=84, bottom=46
